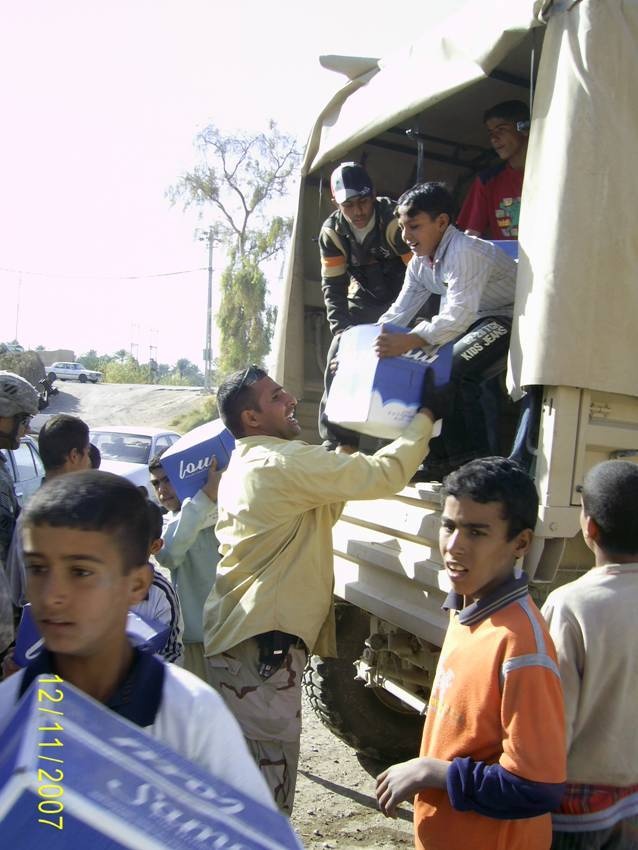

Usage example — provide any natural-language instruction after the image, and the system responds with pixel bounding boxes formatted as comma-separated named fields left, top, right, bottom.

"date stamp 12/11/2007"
left=36, top=674, right=65, bottom=831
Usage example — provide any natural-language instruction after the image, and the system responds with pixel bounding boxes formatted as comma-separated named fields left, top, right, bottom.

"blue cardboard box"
left=492, top=239, right=519, bottom=260
left=15, top=606, right=170, bottom=667
left=0, top=680, right=303, bottom=849
left=325, top=324, right=453, bottom=439
left=160, top=420, right=235, bottom=503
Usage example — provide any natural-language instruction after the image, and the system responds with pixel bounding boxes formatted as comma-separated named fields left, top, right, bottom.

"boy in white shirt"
left=0, top=470, right=273, bottom=808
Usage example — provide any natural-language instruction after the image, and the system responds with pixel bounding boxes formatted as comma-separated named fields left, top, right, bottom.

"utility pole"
left=15, top=274, right=22, bottom=342
left=199, top=226, right=215, bottom=392
left=206, top=226, right=214, bottom=391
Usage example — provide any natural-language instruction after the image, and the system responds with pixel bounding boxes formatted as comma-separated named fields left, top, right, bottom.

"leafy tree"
left=217, top=257, right=276, bottom=373
left=35, top=345, right=45, bottom=352
left=167, top=358, right=205, bottom=387
left=104, top=356, right=148, bottom=384
left=169, top=121, right=300, bottom=375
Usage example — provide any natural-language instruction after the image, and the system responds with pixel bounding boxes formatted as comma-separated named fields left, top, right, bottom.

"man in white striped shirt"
left=375, top=182, right=517, bottom=480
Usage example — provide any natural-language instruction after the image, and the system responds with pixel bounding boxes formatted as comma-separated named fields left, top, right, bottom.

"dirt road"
left=32, top=381, right=206, bottom=431
left=293, top=693, right=415, bottom=848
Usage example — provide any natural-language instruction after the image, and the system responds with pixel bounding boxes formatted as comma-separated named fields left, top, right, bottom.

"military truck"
left=273, top=0, right=638, bottom=760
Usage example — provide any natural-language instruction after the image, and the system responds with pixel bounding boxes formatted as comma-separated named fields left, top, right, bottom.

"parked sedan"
left=47, top=362, right=103, bottom=383
left=0, top=436, right=45, bottom=506
left=89, top=426, right=181, bottom=497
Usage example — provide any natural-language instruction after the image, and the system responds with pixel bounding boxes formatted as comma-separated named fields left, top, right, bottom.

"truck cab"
left=274, top=1, right=638, bottom=759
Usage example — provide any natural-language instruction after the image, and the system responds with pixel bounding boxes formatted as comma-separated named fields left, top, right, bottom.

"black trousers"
left=320, top=316, right=512, bottom=458
left=427, top=316, right=512, bottom=465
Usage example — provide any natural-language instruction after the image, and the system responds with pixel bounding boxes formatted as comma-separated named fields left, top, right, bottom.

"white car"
left=47, top=362, right=103, bottom=383
left=89, top=426, right=181, bottom=498
left=1, top=436, right=45, bottom=506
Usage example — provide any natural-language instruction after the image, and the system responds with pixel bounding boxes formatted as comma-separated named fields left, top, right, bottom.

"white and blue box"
left=160, top=420, right=235, bottom=503
left=0, top=680, right=302, bottom=849
left=325, top=323, right=453, bottom=440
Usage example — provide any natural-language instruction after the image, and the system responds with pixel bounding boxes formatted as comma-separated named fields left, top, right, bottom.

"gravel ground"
left=32, top=380, right=206, bottom=431
left=292, top=693, right=415, bottom=849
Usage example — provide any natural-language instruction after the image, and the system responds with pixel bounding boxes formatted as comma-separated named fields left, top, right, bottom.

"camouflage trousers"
left=183, top=642, right=216, bottom=686
left=206, top=636, right=307, bottom=816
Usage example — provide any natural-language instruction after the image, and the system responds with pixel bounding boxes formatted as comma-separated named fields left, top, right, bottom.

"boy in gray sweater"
left=543, top=460, right=638, bottom=848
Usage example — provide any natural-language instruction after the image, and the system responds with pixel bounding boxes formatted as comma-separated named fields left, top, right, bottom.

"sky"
left=0, top=1, right=463, bottom=369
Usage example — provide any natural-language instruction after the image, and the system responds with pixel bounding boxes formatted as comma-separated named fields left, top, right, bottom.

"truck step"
left=342, top=496, right=441, bottom=543
left=332, top=552, right=448, bottom=646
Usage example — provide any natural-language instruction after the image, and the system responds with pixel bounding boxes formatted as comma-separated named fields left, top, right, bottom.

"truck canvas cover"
left=275, top=0, right=638, bottom=402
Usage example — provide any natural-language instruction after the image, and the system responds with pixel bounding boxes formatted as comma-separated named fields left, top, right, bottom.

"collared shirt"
left=414, top=571, right=565, bottom=850
left=442, top=571, right=530, bottom=624
left=378, top=225, right=516, bottom=346
left=203, top=414, right=432, bottom=659
left=0, top=647, right=275, bottom=808
left=18, top=646, right=165, bottom=726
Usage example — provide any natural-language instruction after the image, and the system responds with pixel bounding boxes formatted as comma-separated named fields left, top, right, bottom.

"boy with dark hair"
left=206, top=365, right=440, bottom=813
left=319, top=162, right=413, bottom=449
left=131, top=499, right=184, bottom=664
left=148, top=450, right=220, bottom=683
left=457, top=99, right=530, bottom=240
left=375, top=182, right=517, bottom=480
left=6, top=414, right=92, bottom=608
left=376, top=457, right=566, bottom=849
left=542, top=460, right=638, bottom=847
left=88, top=442, right=101, bottom=469
left=0, top=470, right=274, bottom=806
left=37, top=413, right=91, bottom=473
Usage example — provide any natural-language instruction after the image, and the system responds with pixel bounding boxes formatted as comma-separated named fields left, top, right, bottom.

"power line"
left=0, top=265, right=207, bottom=281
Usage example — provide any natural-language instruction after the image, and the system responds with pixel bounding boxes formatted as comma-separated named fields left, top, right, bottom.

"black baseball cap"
left=330, top=163, right=373, bottom=204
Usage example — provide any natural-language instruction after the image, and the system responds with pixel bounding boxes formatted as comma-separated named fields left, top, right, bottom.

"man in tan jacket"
left=204, top=365, right=438, bottom=815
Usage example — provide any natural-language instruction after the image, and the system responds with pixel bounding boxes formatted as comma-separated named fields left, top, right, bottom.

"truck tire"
left=303, top=603, right=425, bottom=762
left=78, top=374, right=87, bottom=383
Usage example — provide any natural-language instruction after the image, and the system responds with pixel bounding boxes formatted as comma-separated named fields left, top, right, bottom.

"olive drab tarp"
left=275, top=1, right=540, bottom=396
left=275, top=0, right=638, bottom=402
left=508, top=0, right=638, bottom=398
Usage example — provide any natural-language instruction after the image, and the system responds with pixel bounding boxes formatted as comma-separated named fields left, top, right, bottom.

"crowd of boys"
left=1, top=96, right=636, bottom=848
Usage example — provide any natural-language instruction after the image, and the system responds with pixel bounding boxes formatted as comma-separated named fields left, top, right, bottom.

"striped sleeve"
left=135, top=570, right=184, bottom=664
left=498, top=598, right=566, bottom=783
left=377, top=258, right=434, bottom=327
left=319, top=224, right=351, bottom=333
left=409, top=235, right=514, bottom=345
left=412, top=244, right=491, bottom=345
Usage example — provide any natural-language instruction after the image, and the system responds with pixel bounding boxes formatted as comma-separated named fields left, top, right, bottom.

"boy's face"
left=23, top=524, right=150, bottom=658
left=337, top=195, right=375, bottom=230
left=149, top=466, right=181, bottom=512
left=485, top=116, right=527, bottom=162
left=397, top=209, right=448, bottom=258
left=439, top=496, right=532, bottom=602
